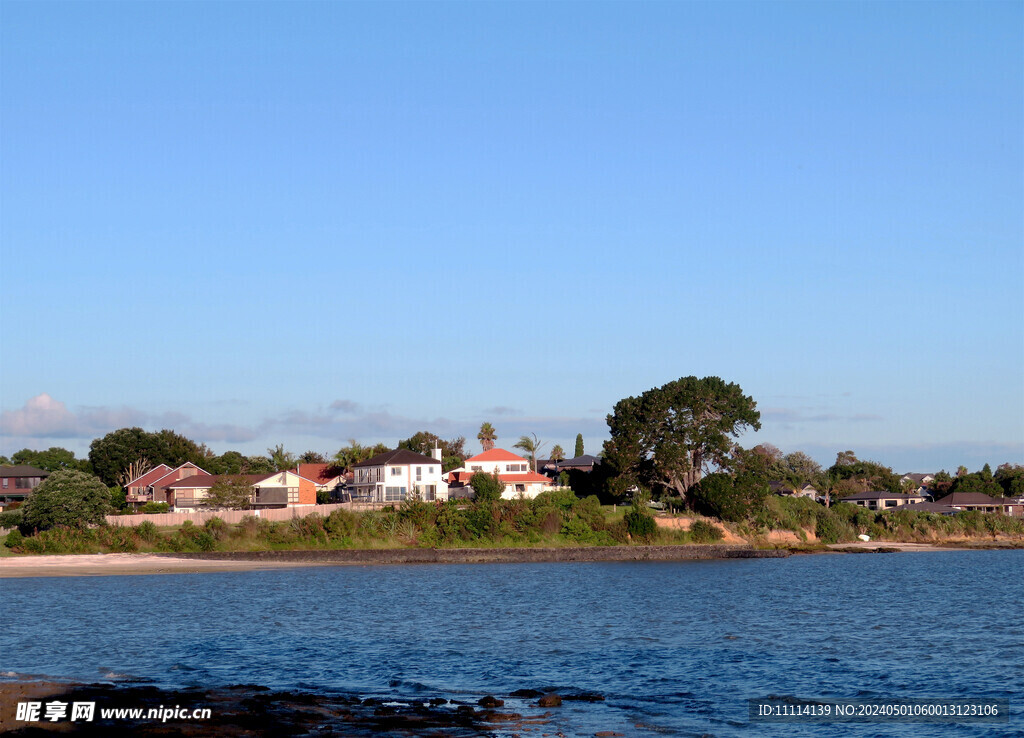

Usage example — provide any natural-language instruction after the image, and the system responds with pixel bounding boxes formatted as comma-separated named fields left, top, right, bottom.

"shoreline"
left=1, top=540, right=1019, bottom=578
left=1, top=544, right=784, bottom=577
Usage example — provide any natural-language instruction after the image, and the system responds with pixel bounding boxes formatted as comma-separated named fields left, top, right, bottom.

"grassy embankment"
left=3, top=493, right=1021, bottom=556
left=0, top=490, right=724, bottom=556
left=734, top=496, right=1024, bottom=549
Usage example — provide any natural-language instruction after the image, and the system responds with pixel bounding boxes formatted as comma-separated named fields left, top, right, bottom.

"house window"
left=885, top=500, right=898, bottom=508
left=376, top=468, right=382, bottom=482
left=416, top=466, right=422, bottom=481
left=384, top=486, right=406, bottom=501
left=471, top=466, right=482, bottom=472
left=515, top=484, right=526, bottom=493
left=391, top=467, right=402, bottom=476
left=424, top=484, right=436, bottom=501
left=287, top=490, right=298, bottom=503
left=1, top=478, right=7, bottom=489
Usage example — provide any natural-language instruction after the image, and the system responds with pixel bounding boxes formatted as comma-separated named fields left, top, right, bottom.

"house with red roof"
left=291, top=463, right=346, bottom=493
left=448, top=448, right=554, bottom=499
left=124, top=462, right=208, bottom=508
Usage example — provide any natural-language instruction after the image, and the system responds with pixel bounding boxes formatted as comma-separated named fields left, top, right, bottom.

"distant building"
left=448, top=448, right=553, bottom=499
left=123, top=462, right=208, bottom=507
left=839, top=490, right=925, bottom=511
left=164, top=470, right=317, bottom=511
left=541, top=454, right=601, bottom=477
left=932, top=492, right=1022, bottom=517
left=0, top=465, right=49, bottom=503
left=351, top=449, right=448, bottom=503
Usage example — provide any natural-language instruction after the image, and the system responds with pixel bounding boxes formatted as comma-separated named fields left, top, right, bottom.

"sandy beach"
left=0, top=545, right=788, bottom=578
left=0, top=553, right=321, bottom=578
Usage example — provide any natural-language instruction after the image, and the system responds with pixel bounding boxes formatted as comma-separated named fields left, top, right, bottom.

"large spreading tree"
left=603, top=376, right=761, bottom=505
left=89, top=428, right=204, bottom=487
left=20, top=470, right=113, bottom=531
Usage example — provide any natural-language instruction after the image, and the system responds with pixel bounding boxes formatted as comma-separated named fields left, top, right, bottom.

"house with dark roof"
left=542, top=454, right=601, bottom=476
left=351, top=449, right=448, bottom=503
left=839, top=489, right=925, bottom=511
left=933, top=492, right=1023, bottom=517
left=448, top=448, right=553, bottom=499
left=0, top=465, right=49, bottom=503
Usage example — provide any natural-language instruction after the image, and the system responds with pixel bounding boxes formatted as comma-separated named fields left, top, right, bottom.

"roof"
left=555, top=454, right=600, bottom=467
left=933, top=492, right=1012, bottom=506
left=464, top=448, right=529, bottom=464
left=165, top=473, right=273, bottom=489
left=841, top=490, right=923, bottom=501
left=293, top=463, right=343, bottom=484
left=905, top=502, right=959, bottom=514
left=449, top=469, right=552, bottom=485
left=0, top=465, right=50, bottom=478
left=124, top=464, right=173, bottom=488
left=352, top=448, right=441, bottom=468
left=148, top=462, right=210, bottom=488
left=901, top=473, right=934, bottom=483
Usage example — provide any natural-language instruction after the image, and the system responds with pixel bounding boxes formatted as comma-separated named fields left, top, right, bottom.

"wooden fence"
left=105, top=503, right=356, bottom=528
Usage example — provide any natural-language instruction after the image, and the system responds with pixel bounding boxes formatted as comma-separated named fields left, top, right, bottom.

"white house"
left=448, top=448, right=554, bottom=499
left=350, top=448, right=448, bottom=503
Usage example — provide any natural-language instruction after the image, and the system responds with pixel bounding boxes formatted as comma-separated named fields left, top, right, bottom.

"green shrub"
left=204, top=517, right=228, bottom=540
left=624, top=508, right=656, bottom=542
left=141, top=502, right=170, bottom=514
left=4, top=528, right=25, bottom=549
left=815, top=509, right=856, bottom=544
left=136, top=521, right=159, bottom=543
left=326, top=509, right=359, bottom=538
left=19, top=537, right=46, bottom=554
left=470, top=472, right=505, bottom=503
left=290, top=514, right=327, bottom=540
left=561, top=517, right=596, bottom=543
left=690, top=519, right=723, bottom=543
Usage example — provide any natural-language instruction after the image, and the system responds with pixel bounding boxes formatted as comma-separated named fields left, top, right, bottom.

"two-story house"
left=350, top=449, right=448, bottom=503
left=0, top=465, right=49, bottom=504
left=123, top=462, right=208, bottom=507
left=448, top=448, right=553, bottom=499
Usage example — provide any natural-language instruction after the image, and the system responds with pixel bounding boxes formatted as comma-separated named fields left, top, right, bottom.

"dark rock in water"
left=538, top=694, right=562, bottom=707
left=478, top=695, right=504, bottom=707
left=564, top=692, right=605, bottom=702
left=482, top=711, right=523, bottom=722
left=511, top=688, right=544, bottom=698
left=456, top=705, right=477, bottom=715
left=428, top=697, right=448, bottom=705
left=361, top=697, right=383, bottom=706
left=595, top=732, right=625, bottom=737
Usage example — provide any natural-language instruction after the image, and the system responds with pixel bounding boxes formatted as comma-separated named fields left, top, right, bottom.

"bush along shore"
left=2, top=492, right=1021, bottom=558
left=2, top=491, right=722, bottom=556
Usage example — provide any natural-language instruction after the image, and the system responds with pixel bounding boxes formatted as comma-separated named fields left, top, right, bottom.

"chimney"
left=432, top=446, right=442, bottom=462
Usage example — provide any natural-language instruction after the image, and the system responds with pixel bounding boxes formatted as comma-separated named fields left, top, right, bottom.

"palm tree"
left=513, top=433, right=546, bottom=472
left=550, top=444, right=565, bottom=462
left=477, top=422, right=497, bottom=452
left=267, top=444, right=296, bottom=472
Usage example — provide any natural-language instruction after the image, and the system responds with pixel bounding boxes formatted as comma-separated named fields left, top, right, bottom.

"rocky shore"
left=0, top=681, right=622, bottom=736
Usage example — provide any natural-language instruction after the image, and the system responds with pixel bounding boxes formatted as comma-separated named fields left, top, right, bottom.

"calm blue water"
left=2, top=551, right=1022, bottom=736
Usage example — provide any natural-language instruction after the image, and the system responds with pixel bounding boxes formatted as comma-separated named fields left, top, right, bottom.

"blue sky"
left=2, top=1, right=1022, bottom=473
